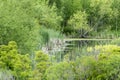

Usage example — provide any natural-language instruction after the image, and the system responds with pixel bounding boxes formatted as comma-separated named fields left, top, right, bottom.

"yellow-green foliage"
left=0, top=41, right=50, bottom=80
left=32, top=51, right=50, bottom=80
left=87, top=44, right=120, bottom=54
left=75, top=45, right=120, bottom=80
left=0, top=41, right=31, bottom=80
left=45, top=62, right=74, bottom=80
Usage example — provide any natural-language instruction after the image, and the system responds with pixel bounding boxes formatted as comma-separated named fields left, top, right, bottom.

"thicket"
left=49, top=0, right=120, bottom=37
left=0, top=0, right=62, bottom=54
left=0, top=0, right=120, bottom=80
left=0, top=41, right=50, bottom=80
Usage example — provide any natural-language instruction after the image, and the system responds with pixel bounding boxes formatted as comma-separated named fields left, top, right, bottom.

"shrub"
left=45, top=62, right=75, bottom=80
left=74, top=45, right=120, bottom=80
left=32, top=51, right=50, bottom=80
left=0, top=41, right=31, bottom=80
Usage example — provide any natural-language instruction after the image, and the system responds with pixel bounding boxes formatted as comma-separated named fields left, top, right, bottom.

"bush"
left=74, top=45, right=120, bottom=80
left=45, top=62, right=75, bottom=80
left=0, top=41, right=31, bottom=80
left=32, top=51, right=50, bottom=80
left=0, top=41, right=51, bottom=80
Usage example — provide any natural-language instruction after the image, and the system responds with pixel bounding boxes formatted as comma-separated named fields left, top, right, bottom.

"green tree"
left=33, top=0, right=62, bottom=30
left=0, top=0, right=41, bottom=53
left=87, top=0, right=119, bottom=31
left=68, top=11, right=90, bottom=37
left=0, top=0, right=62, bottom=53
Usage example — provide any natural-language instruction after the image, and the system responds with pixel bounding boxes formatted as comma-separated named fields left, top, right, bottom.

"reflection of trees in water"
left=41, top=35, right=118, bottom=61
left=42, top=38, right=66, bottom=54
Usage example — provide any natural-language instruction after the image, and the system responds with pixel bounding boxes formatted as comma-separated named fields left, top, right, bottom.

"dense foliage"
left=0, top=0, right=62, bottom=53
left=0, top=41, right=49, bottom=80
left=49, top=0, right=120, bottom=37
left=0, top=0, right=120, bottom=80
left=0, top=41, right=31, bottom=79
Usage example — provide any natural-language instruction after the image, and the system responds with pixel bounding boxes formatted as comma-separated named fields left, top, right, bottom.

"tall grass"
left=0, top=70, right=14, bottom=80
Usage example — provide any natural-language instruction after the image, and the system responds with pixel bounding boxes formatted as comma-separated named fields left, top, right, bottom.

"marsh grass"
left=0, top=70, right=14, bottom=80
